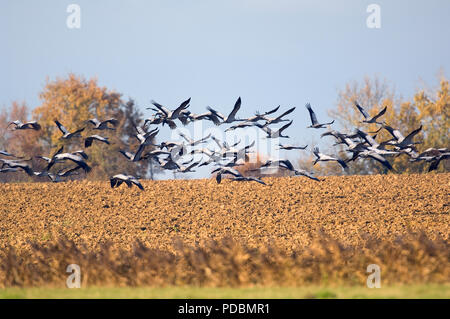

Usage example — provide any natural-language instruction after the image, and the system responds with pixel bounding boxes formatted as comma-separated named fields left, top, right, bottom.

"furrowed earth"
left=1, top=173, right=449, bottom=252
left=0, top=173, right=449, bottom=289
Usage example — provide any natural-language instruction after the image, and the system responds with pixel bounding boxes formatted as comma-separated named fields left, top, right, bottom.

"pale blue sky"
left=1, top=0, right=449, bottom=178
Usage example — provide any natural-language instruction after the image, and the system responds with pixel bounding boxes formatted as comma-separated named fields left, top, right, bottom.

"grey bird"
left=278, top=144, right=308, bottom=150
left=8, top=120, right=41, bottom=130
left=255, top=159, right=320, bottom=181
left=207, top=97, right=243, bottom=124
left=177, top=161, right=201, bottom=173
left=244, top=105, right=281, bottom=122
left=110, top=174, right=144, bottom=190
left=211, top=167, right=243, bottom=184
left=188, top=111, right=222, bottom=125
left=354, top=102, right=387, bottom=124
left=135, top=126, right=159, bottom=146
left=312, top=147, right=347, bottom=170
left=54, top=120, right=85, bottom=139
left=382, top=124, right=423, bottom=149
left=178, top=132, right=211, bottom=146
left=0, top=150, right=23, bottom=158
left=232, top=176, right=267, bottom=185
left=87, top=118, right=119, bottom=130
left=224, top=121, right=257, bottom=132
left=256, top=120, right=293, bottom=138
left=0, top=167, right=19, bottom=173
left=0, top=159, right=34, bottom=176
left=305, top=103, right=334, bottom=128
left=46, top=152, right=91, bottom=173
left=149, top=98, right=191, bottom=128
left=119, top=144, right=147, bottom=162
left=84, top=135, right=110, bottom=148
left=348, top=149, right=393, bottom=171
left=261, top=107, right=295, bottom=125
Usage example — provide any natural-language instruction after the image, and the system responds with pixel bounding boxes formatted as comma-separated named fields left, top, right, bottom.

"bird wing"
left=337, top=159, right=348, bottom=169
left=145, top=128, right=159, bottom=140
left=215, top=173, right=222, bottom=184
left=7, top=120, right=21, bottom=129
left=371, top=106, right=387, bottom=121
left=354, top=102, right=370, bottom=119
left=59, top=153, right=91, bottom=172
left=9, top=162, right=34, bottom=176
left=52, top=146, right=64, bottom=158
left=274, top=107, right=295, bottom=121
left=135, top=126, right=146, bottom=136
left=227, top=97, right=241, bottom=120
left=419, top=148, right=441, bottom=158
left=280, top=159, right=295, bottom=171
left=32, top=122, right=41, bottom=130
left=133, top=143, right=147, bottom=162
left=263, top=105, right=280, bottom=116
left=72, top=150, right=88, bottom=159
left=65, top=154, right=86, bottom=167
left=58, top=165, right=82, bottom=177
left=357, top=129, right=379, bottom=147
left=105, top=118, right=119, bottom=126
left=71, top=127, right=85, bottom=135
left=130, top=178, right=144, bottom=190
left=151, top=100, right=170, bottom=116
left=54, top=120, right=69, bottom=134
left=88, top=118, right=100, bottom=127
left=249, top=177, right=266, bottom=185
left=0, top=150, right=19, bottom=157
left=24, top=121, right=41, bottom=130
left=0, top=168, right=19, bottom=173
left=211, top=136, right=224, bottom=149
left=110, top=177, right=118, bottom=188
left=278, top=120, right=293, bottom=133
left=84, top=137, right=93, bottom=148
left=172, top=98, right=191, bottom=118
left=313, top=147, right=320, bottom=156
left=119, top=150, right=133, bottom=160
left=253, top=123, right=270, bottom=136
left=186, top=161, right=200, bottom=171
left=224, top=167, right=242, bottom=177
left=295, top=169, right=320, bottom=182
left=382, top=125, right=404, bottom=141
left=305, top=103, right=318, bottom=125
left=207, top=113, right=222, bottom=125
left=166, top=120, right=177, bottom=129
left=206, top=106, right=225, bottom=121
left=367, top=152, right=392, bottom=170
left=93, top=135, right=109, bottom=143
left=243, top=140, right=255, bottom=150
left=403, top=125, right=422, bottom=145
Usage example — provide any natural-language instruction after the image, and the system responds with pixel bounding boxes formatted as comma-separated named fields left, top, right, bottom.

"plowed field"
left=1, top=173, right=449, bottom=287
left=1, top=173, right=448, bottom=252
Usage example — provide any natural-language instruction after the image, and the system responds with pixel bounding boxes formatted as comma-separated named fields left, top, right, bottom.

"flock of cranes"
left=1, top=98, right=448, bottom=190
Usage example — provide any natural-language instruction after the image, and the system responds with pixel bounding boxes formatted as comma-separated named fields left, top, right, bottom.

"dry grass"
left=0, top=232, right=448, bottom=288
left=0, top=173, right=448, bottom=287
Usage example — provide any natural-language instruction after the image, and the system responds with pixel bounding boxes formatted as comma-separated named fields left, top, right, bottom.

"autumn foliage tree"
left=1, top=74, right=157, bottom=182
left=31, top=74, right=156, bottom=180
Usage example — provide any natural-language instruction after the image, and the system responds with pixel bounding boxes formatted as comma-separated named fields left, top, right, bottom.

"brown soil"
left=1, top=173, right=448, bottom=252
